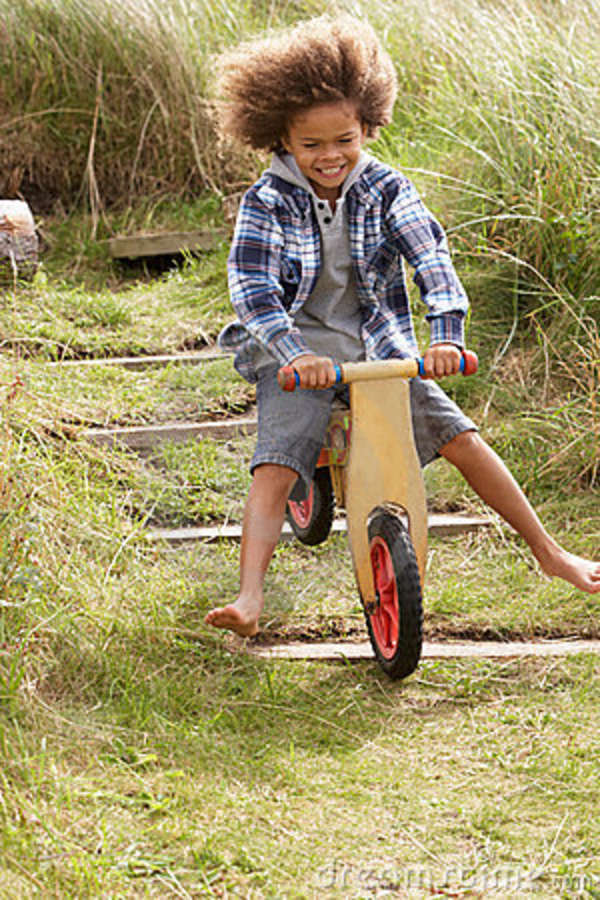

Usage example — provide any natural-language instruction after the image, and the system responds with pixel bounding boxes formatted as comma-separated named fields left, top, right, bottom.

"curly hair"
left=215, top=15, right=397, bottom=152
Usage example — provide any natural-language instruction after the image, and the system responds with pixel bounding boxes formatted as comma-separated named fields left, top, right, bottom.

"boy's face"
left=282, top=101, right=368, bottom=203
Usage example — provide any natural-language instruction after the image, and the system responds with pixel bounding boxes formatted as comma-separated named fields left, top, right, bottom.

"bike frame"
left=279, top=353, right=477, bottom=612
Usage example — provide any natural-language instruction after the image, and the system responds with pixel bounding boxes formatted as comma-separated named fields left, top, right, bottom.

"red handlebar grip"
left=277, top=366, right=298, bottom=391
left=462, top=350, right=478, bottom=377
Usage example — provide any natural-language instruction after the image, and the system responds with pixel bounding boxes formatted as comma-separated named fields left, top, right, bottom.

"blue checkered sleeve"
left=385, top=177, right=468, bottom=347
left=227, top=191, right=311, bottom=364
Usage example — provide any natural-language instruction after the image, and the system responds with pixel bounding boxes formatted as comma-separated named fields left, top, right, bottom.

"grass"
left=1, top=334, right=599, bottom=898
left=1, top=396, right=599, bottom=898
left=0, top=355, right=596, bottom=641
left=1, top=639, right=599, bottom=895
left=1, top=0, right=599, bottom=893
left=0, top=242, right=231, bottom=360
left=16, top=356, right=253, bottom=426
left=0, top=0, right=255, bottom=210
left=3, top=0, right=598, bottom=306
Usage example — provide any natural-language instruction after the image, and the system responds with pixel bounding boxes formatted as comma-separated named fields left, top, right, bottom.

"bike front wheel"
left=364, top=510, right=423, bottom=679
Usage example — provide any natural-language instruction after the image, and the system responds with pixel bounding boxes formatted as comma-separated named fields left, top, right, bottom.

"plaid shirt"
left=219, top=156, right=469, bottom=383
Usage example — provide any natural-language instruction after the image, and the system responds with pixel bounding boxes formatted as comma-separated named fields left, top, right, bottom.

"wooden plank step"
left=250, top=639, right=600, bottom=662
left=84, top=416, right=257, bottom=450
left=108, top=228, right=228, bottom=259
left=148, top=513, right=492, bottom=544
left=47, top=349, right=226, bottom=369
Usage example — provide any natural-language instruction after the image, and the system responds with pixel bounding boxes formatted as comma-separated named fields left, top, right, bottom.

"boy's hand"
left=421, top=343, right=462, bottom=379
left=291, top=353, right=337, bottom=389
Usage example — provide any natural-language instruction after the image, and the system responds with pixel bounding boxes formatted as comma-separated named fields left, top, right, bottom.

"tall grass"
left=387, top=0, right=599, bottom=302
left=370, top=0, right=599, bottom=486
left=0, top=0, right=255, bottom=213
left=2, top=0, right=597, bottom=229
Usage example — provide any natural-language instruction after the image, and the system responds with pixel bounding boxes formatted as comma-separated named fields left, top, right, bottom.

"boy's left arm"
left=420, top=342, right=462, bottom=378
left=386, top=177, right=469, bottom=358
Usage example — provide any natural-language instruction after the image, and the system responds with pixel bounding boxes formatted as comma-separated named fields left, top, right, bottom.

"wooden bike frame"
left=329, top=359, right=427, bottom=611
left=278, top=353, right=477, bottom=611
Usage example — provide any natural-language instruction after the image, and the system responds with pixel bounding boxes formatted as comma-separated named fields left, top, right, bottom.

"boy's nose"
left=318, top=145, right=342, bottom=161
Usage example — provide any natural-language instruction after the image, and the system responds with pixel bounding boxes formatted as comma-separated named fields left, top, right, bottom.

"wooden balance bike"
left=278, top=351, right=478, bottom=679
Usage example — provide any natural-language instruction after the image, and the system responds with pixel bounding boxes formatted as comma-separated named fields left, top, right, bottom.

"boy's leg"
left=205, top=362, right=337, bottom=636
left=440, top=430, right=600, bottom=593
left=204, top=463, right=299, bottom=635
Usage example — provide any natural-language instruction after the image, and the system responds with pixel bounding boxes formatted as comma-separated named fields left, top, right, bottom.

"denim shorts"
left=251, top=363, right=477, bottom=496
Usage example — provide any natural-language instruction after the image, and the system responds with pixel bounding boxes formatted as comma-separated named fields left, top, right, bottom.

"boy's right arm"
left=228, top=190, right=313, bottom=368
left=288, top=353, right=338, bottom=389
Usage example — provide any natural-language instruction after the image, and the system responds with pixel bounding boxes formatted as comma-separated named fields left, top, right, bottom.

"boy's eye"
left=298, top=135, right=357, bottom=149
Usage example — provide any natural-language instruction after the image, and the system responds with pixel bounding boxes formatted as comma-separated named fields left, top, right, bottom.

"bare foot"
left=535, top=541, right=600, bottom=594
left=205, top=595, right=262, bottom=636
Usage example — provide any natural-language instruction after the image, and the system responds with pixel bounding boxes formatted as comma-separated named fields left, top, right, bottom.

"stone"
left=0, top=200, right=39, bottom=285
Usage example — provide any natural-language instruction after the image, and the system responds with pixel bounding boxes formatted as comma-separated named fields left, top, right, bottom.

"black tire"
left=286, top=467, right=335, bottom=546
left=363, top=510, right=423, bottom=679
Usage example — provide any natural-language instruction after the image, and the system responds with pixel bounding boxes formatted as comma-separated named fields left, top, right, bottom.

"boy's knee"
left=439, top=428, right=481, bottom=461
left=252, top=463, right=299, bottom=494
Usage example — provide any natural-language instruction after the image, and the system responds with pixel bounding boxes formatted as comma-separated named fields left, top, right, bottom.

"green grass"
left=16, top=356, right=253, bottom=426
left=0, top=0, right=255, bottom=209
left=1, top=243, right=231, bottom=360
left=1, top=323, right=599, bottom=897
left=2, top=632, right=599, bottom=895
left=0, top=358, right=596, bottom=639
left=1, top=397, right=599, bottom=897
left=36, top=196, right=228, bottom=289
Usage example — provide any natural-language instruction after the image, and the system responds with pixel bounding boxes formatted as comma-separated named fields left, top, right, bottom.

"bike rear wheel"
left=286, top=467, right=335, bottom=546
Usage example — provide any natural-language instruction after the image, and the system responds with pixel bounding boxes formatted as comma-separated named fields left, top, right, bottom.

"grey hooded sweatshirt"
left=252, top=152, right=372, bottom=372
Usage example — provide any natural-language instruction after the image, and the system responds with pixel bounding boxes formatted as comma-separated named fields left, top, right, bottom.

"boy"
left=206, top=16, right=599, bottom=636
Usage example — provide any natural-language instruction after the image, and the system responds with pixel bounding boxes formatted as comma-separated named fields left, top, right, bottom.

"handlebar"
left=278, top=350, right=478, bottom=392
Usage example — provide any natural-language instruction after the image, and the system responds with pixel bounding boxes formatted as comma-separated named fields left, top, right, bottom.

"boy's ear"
left=281, top=132, right=291, bottom=153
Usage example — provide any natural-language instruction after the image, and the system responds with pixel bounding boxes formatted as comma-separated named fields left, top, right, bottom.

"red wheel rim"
left=288, top=482, right=314, bottom=529
left=369, top=536, right=399, bottom=659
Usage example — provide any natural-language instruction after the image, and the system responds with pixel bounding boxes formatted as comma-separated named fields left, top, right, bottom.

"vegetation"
left=0, top=0, right=598, bottom=894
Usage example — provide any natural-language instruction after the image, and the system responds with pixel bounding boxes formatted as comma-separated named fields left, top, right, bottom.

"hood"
left=267, top=151, right=372, bottom=200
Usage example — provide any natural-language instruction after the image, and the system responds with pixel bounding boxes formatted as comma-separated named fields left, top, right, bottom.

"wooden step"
left=47, top=349, right=226, bottom=370
left=84, top=416, right=257, bottom=450
left=108, top=228, right=228, bottom=260
left=249, top=638, right=600, bottom=662
left=148, top=513, right=492, bottom=544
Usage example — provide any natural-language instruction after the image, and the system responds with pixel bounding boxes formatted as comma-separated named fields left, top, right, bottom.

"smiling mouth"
left=316, top=164, right=346, bottom=179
